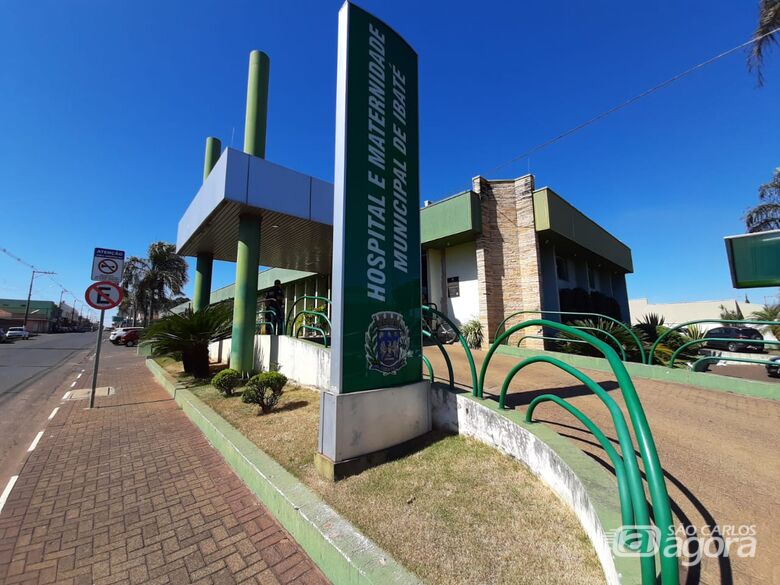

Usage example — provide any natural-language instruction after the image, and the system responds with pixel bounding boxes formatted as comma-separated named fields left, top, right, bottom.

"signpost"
left=84, top=280, right=123, bottom=409
left=318, top=2, right=425, bottom=478
left=91, top=248, right=125, bottom=283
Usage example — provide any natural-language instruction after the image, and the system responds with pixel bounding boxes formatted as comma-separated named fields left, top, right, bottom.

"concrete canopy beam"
left=176, top=149, right=333, bottom=274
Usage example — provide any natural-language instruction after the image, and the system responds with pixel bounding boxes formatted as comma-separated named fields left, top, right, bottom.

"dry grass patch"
left=192, top=383, right=604, bottom=585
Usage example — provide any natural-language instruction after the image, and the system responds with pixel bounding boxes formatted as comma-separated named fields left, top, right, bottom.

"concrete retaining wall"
left=209, top=335, right=330, bottom=390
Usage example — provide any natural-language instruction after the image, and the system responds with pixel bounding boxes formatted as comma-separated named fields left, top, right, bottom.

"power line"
left=0, top=247, right=75, bottom=300
left=470, top=25, right=780, bottom=185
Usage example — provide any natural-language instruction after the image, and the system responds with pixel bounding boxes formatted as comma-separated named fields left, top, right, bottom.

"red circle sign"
left=85, top=281, right=124, bottom=310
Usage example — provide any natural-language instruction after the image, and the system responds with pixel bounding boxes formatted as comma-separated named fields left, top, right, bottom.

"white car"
left=109, top=327, right=143, bottom=344
left=6, top=327, right=30, bottom=340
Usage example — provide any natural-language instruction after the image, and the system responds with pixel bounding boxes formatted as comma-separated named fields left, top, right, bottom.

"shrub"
left=212, top=368, right=241, bottom=396
left=460, top=318, right=483, bottom=349
left=242, top=371, right=288, bottom=414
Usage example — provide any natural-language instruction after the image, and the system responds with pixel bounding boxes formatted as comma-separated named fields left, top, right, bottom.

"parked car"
left=703, top=326, right=764, bottom=353
left=0, top=328, right=8, bottom=343
left=766, top=356, right=780, bottom=378
left=109, top=327, right=143, bottom=344
left=5, top=327, right=30, bottom=340
left=117, top=329, right=141, bottom=347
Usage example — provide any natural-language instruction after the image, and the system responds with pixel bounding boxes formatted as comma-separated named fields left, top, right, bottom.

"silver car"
left=6, top=327, right=30, bottom=340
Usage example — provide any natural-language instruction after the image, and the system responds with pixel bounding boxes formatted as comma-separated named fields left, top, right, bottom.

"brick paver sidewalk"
left=0, top=344, right=329, bottom=585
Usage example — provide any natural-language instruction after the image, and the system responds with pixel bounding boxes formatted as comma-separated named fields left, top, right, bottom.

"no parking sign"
left=84, top=281, right=123, bottom=311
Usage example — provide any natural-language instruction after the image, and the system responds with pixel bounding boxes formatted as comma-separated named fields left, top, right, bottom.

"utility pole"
left=23, top=270, right=54, bottom=330
left=57, top=290, right=65, bottom=330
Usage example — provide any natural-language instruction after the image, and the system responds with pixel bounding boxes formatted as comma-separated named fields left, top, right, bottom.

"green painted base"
left=314, top=432, right=440, bottom=482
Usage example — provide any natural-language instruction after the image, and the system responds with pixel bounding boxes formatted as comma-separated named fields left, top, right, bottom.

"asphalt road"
left=0, top=332, right=96, bottom=498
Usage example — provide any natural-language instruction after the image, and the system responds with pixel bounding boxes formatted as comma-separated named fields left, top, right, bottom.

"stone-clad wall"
left=472, top=175, right=545, bottom=346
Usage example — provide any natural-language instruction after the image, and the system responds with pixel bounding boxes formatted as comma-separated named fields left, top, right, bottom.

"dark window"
left=587, top=264, right=596, bottom=289
left=556, top=256, right=569, bottom=281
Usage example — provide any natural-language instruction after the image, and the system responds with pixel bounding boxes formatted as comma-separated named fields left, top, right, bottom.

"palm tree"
left=121, top=242, right=188, bottom=325
left=745, top=168, right=780, bottom=233
left=750, top=303, right=780, bottom=339
left=748, top=0, right=780, bottom=86
left=719, top=303, right=744, bottom=320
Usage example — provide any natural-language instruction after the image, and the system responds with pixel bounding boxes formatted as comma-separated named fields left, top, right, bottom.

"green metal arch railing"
left=480, top=319, right=677, bottom=585
left=512, top=333, right=627, bottom=362
left=526, top=394, right=635, bottom=529
left=667, top=338, right=780, bottom=368
left=423, top=329, right=454, bottom=389
left=292, top=309, right=332, bottom=335
left=422, top=355, right=434, bottom=382
left=284, top=296, right=332, bottom=336
left=294, top=324, right=329, bottom=347
left=515, top=328, right=628, bottom=361
left=502, top=355, right=649, bottom=535
left=648, top=319, right=780, bottom=364
left=691, top=355, right=780, bottom=372
left=422, top=305, right=478, bottom=395
left=256, top=308, right=278, bottom=334
left=494, top=309, right=646, bottom=363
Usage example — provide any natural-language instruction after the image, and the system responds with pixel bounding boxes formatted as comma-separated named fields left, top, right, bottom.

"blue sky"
left=1, top=0, right=779, bottom=322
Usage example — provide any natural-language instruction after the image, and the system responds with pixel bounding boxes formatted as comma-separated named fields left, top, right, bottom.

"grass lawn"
left=191, top=382, right=605, bottom=585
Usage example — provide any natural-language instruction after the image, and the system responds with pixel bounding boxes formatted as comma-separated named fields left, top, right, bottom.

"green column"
left=243, top=50, right=270, bottom=157
left=193, top=137, right=222, bottom=312
left=230, top=50, right=269, bottom=373
left=193, top=253, right=213, bottom=312
left=203, top=136, right=222, bottom=181
left=230, top=215, right=261, bottom=373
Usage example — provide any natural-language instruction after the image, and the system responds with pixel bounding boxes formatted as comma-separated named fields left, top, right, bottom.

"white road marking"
left=48, top=407, right=59, bottom=420
left=76, top=373, right=82, bottom=379
left=62, top=391, right=71, bottom=401
left=0, top=475, right=19, bottom=514
left=70, top=381, right=77, bottom=388
left=27, top=431, right=44, bottom=452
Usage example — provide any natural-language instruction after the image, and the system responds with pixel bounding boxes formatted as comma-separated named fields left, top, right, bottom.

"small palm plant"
left=751, top=303, right=780, bottom=340
left=557, top=318, right=638, bottom=361
left=460, top=318, right=483, bottom=349
left=143, top=304, right=232, bottom=378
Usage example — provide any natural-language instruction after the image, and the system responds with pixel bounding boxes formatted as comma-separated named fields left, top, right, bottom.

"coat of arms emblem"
left=365, top=311, right=410, bottom=375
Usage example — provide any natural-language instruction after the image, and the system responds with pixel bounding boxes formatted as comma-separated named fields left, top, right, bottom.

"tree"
left=748, top=0, right=780, bottom=86
left=745, top=168, right=780, bottom=232
left=750, top=303, right=780, bottom=338
left=121, top=242, right=188, bottom=325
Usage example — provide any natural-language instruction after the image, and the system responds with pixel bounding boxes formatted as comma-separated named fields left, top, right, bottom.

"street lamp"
left=23, top=270, right=55, bottom=330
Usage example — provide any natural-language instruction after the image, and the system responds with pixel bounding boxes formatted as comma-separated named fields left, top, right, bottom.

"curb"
left=145, top=358, right=421, bottom=585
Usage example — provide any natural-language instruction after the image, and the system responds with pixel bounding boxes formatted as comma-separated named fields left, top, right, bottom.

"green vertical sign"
left=331, top=2, right=421, bottom=394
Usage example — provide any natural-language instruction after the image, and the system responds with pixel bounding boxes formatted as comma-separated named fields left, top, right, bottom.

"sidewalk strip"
left=62, top=391, right=71, bottom=400
left=27, top=431, right=44, bottom=452
left=0, top=475, right=19, bottom=514
left=48, top=407, right=59, bottom=420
